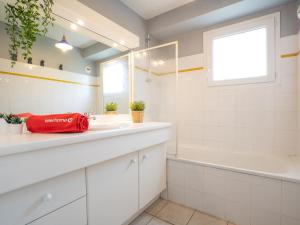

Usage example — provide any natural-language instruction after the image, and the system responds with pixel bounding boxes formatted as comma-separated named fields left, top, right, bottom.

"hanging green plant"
left=5, top=0, right=55, bottom=66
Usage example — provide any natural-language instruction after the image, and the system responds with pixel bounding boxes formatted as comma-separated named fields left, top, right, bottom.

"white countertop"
left=0, top=122, right=171, bottom=158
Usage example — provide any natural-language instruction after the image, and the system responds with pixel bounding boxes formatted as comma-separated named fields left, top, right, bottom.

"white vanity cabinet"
left=0, top=123, right=171, bottom=225
left=139, top=144, right=166, bottom=209
left=87, top=152, right=139, bottom=225
left=87, top=144, right=167, bottom=225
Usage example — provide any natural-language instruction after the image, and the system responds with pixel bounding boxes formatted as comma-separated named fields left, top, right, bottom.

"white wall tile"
left=251, top=176, right=282, bottom=213
left=281, top=215, right=300, bottom=225
left=167, top=160, right=185, bottom=186
left=168, top=184, right=185, bottom=204
left=251, top=208, right=281, bottom=225
left=282, top=181, right=300, bottom=220
left=203, top=167, right=226, bottom=197
left=184, top=163, right=204, bottom=191
left=224, top=171, right=251, bottom=204
left=184, top=188, right=204, bottom=212
left=203, top=193, right=225, bottom=219
left=225, top=201, right=250, bottom=225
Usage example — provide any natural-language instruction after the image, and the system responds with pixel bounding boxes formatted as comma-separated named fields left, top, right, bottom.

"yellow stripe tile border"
left=281, top=50, right=300, bottom=58
left=0, top=70, right=100, bottom=87
left=1, top=49, right=297, bottom=83
left=179, top=67, right=204, bottom=73
left=134, top=66, right=204, bottom=76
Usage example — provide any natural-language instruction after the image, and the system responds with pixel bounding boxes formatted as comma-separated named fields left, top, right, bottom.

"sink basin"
left=88, top=122, right=130, bottom=131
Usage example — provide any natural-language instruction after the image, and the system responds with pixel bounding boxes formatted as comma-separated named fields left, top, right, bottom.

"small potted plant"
left=105, top=102, right=118, bottom=115
left=3, top=114, right=24, bottom=134
left=130, top=101, right=145, bottom=123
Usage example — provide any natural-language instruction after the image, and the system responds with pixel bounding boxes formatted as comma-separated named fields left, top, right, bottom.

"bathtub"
left=165, top=147, right=300, bottom=225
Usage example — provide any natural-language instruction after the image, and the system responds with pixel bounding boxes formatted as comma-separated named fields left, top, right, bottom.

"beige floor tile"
left=130, top=212, right=153, bottom=225
left=146, top=198, right=168, bottom=216
left=148, top=217, right=173, bottom=225
left=156, top=202, right=194, bottom=225
left=187, top=211, right=227, bottom=225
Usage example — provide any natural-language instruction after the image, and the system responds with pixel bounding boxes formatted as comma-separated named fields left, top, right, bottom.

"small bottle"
left=59, top=64, right=63, bottom=70
left=40, top=60, right=45, bottom=67
left=27, top=57, right=32, bottom=64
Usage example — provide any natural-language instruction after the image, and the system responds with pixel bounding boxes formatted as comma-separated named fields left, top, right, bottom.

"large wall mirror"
left=0, top=0, right=133, bottom=114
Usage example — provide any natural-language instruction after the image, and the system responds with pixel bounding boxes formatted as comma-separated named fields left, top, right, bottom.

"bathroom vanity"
left=0, top=122, right=171, bottom=225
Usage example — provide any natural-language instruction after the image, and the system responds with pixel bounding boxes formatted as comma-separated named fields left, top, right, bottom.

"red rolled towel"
left=26, top=113, right=89, bottom=133
left=16, top=113, right=33, bottom=119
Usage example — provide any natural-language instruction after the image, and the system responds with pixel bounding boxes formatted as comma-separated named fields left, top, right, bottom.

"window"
left=102, top=61, right=127, bottom=94
left=204, top=13, right=279, bottom=86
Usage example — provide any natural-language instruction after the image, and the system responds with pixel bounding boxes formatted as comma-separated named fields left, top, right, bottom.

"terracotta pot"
left=131, top=111, right=144, bottom=123
left=105, top=111, right=117, bottom=115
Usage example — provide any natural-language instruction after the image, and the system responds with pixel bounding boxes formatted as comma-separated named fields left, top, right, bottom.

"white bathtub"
left=165, top=147, right=300, bottom=225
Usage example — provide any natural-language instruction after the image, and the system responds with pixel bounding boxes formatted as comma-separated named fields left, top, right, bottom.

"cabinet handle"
left=130, top=159, right=137, bottom=165
left=42, top=193, right=53, bottom=202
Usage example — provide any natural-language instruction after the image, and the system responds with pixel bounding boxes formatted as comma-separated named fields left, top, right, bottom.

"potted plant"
left=130, top=101, right=145, bottom=123
left=105, top=102, right=118, bottom=115
left=5, top=0, right=55, bottom=66
left=3, top=114, right=24, bottom=134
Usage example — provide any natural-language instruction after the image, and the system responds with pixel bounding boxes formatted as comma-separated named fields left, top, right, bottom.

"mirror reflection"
left=0, top=1, right=130, bottom=115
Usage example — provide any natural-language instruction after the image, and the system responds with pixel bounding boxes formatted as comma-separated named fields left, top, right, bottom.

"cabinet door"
left=87, top=152, right=139, bottom=225
left=28, top=197, right=87, bottom=225
left=139, top=144, right=166, bottom=209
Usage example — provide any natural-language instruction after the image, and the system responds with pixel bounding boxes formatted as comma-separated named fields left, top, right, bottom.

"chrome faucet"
left=84, top=112, right=96, bottom=121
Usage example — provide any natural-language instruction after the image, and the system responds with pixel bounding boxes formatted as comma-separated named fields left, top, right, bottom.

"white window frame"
left=203, top=12, right=280, bottom=86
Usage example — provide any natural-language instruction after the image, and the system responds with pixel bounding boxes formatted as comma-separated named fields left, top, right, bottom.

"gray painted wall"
left=0, top=22, right=97, bottom=76
left=79, top=0, right=147, bottom=49
left=161, top=1, right=299, bottom=57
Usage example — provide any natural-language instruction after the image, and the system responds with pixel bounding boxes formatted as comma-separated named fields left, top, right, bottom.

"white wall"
left=176, top=34, right=298, bottom=156
left=0, top=58, right=99, bottom=114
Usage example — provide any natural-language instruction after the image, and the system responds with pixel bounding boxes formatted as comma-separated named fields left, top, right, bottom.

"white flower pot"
left=0, top=119, right=8, bottom=134
left=9, top=124, right=23, bottom=134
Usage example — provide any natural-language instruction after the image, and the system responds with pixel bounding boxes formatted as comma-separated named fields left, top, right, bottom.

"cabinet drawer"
left=0, top=169, right=86, bottom=225
left=28, top=197, right=87, bottom=225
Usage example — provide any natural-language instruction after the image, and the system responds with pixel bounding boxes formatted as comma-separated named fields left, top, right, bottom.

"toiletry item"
left=40, top=60, right=45, bottom=66
left=59, top=64, right=63, bottom=70
left=27, top=57, right=32, bottom=64
left=26, top=113, right=89, bottom=133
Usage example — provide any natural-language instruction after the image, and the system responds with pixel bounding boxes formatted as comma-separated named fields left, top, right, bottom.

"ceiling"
left=147, top=0, right=297, bottom=40
left=120, top=0, right=195, bottom=19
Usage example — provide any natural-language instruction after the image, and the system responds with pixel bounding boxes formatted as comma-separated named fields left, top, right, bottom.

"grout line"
left=145, top=215, right=154, bottom=225
left=152, top=214, right=176, bottom=225
left=156, top=198, right=169, bottom=215
left=185, top=210, right=196, bottom=225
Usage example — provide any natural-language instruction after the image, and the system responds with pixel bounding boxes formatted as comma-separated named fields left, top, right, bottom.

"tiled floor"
left=130, top=199, right=234, bottom=225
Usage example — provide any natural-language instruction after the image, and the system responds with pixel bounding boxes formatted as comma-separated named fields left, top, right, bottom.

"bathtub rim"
left=168, top=154, right=300, bottom=184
